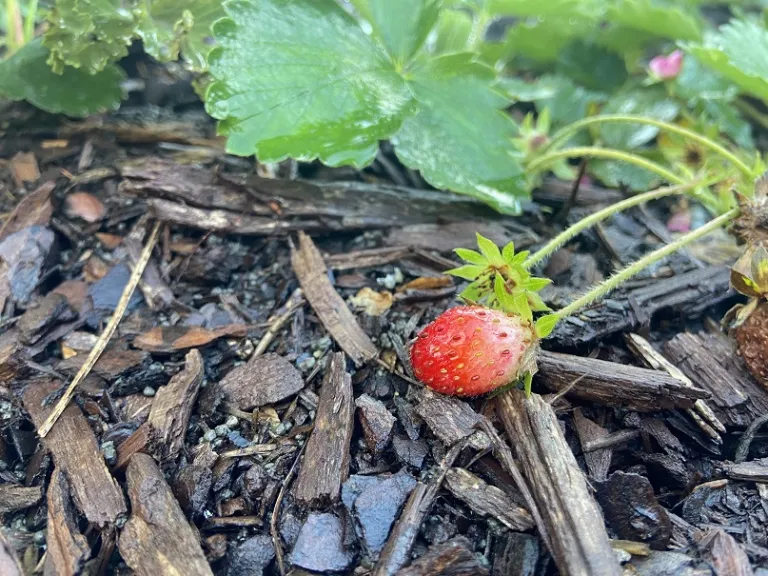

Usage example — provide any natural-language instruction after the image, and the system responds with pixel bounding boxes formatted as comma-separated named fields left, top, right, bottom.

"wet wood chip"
left=723, top=458, right=768, bottom=482
left=293, top=352, right=354, bottom=507
left=572, top=408, right=612, bottom=481
left=133, top=324, right=247, bottom=353
left=23, top=378, right=127, bottom=528
left=9, top=151, right=40, bottom=186
left=696, top=528, right=752, bottom=576
left=219, top=353, right=304, bottom=410
left=537, top=350, right=709, bottom=411
left=64, top=192, right=107, bottom=223
left=291, top=232, right=377, bottom=365
left=443, top=468, right=533, bottom=531
left=0, top=484, right=42, bottom=514
left=395, top=536, right=488, bottom=576
left=45, top=470, right=90, bottom=575
left=0, top=530, right=23, bottom=576
left=355, top=394, right=396, bottom=456
left=495, top=391, right=621, bottom=576
left=0, top=181, right=53, bottom=242
left=414, top=389, right=482, bottom=446
left=119, top=453, right=213, bottom=576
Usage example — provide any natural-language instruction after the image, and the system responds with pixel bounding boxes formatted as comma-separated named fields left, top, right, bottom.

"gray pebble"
left=142, top=386, right=156, bottom=397
left=203, top=430, right=217, bottom=442
left=225, top=415, right=239, bottom=428
left=215, top=424, right=230, bottom=437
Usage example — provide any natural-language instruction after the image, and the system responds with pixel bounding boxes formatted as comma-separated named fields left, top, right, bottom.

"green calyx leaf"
left=0, top=38, right=125, bottom=116
left=535, top=314, right=559, bottom=338
left=454, top=248, right=488, bottom=265
left=447, top=265, right=487, bottom=280
left=475, top=233, right=505, bottom=266
left=205, top=0, right=528, bottom=214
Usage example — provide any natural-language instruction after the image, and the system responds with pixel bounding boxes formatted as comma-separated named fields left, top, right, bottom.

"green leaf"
left=454, top=248, right=488, bottom=265
left=527, top=291, right=551, bottom=312
left=475, top=233, right=504, bottom=265
left=605, top=0, right=702, bottom=41
left=488, top=0, right=598, bottom=18
left=501, top=241, right=515, bottom=263
left=600, top=88, right=680, bottom=149
left=535, top=314, right=559, bottom=338
left=434, top=8, right=473, bottom=54
left=701, top=100, right=754, bottom=149
left=136, top=0, right=226, bottom=71
left=206, top=0, right=412, bottom=166
left=589, top=159, right=661, bottom=191
left=673, top=55, right=739, bottom=102
left=207, top=0, right=528, bottom=213
left=494, top=273, right=516, bottom=311
left=499, top=77, right=558, bottom=102
left=522, top=371, right=533, bottom=397
left=556, top=40, right=628, bottom=93
left=354, top=0, right=440, bottom=64
left=0, top=38, right=125, bottom=117
left=509, top=251, right=530, bottom=265
left=523, top=277, right=552, bottom=291
left=44, top=0, right=136, bottom=74
left=446, top=265, right=487, bottom=280
left=513, top=292, right=533, bottom=322
left=533, top=75, right=608, bottom=126
left=392, top=53, right=527, bottom=215
left=683, top=19, right=768, bottom=102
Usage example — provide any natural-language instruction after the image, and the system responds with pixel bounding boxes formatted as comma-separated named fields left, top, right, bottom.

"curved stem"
left=553, top=208, right=739, bottom=321
left=525, top=181, right=700, bottom=268
left=546, top=115, right=754, bottom=180
left=527, top=147, right=686, bottom=185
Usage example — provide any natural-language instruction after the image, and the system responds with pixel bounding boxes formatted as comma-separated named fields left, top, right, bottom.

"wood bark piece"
left=356, top=394, right=396, bottom=456
left=723, top=458, right=768, bottom=482
left=696, top=529, right=753, bottom=576
left=23, top=378, right=126, bottom=528
left=549, top=266, right=732, bottom=346
left=219, top=353, right=304, bottom=410
left=373, top=442, right=464, bottom=576
left=0, top=484, right=42, bottom=514
left=119, top=453, right=213, bottom=576
left=45, top=470, right=91, bottom=576
left=443, top=468, right=533, bottom=531
left=495, top=391, right=621, bottom=576
left=394, top=536, right=488, bottom=576
left=414, top=389, right=482, bottom=445
left=664, top=332, right=768, bottom=428
left=0, top=530, right=23, bottom=576
left=0, top=181, right=53, bottom=242
left=537, top=350, right=709, bottom=411
left=572, top=409, right=612, bottom=481
left=293, top=352, right=354, bottom=507
left=145, top=349, right=204, bottom=460
left=291, top=232, right=377, bottom=366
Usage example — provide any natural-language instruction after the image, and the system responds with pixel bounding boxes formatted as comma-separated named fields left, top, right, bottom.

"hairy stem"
left=525, top=181, right=700, bottom=268
left=546, top=115, right=754, bottom=179
left=23, top=0, right=37, bottom=43
left=553, top=208, right=739, bottom=320
left=527, top=147, right=685, bottom=185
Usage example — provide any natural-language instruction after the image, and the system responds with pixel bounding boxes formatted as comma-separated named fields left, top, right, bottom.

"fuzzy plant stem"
left=525, top=181, right=700, bottom=268
left=546, top=115, right=754, bottom=179
left=553, top=207, right=739, bottom=320
left=526, top=147, right=685, bottom=185
left=23, top=0, right=37, bottom=43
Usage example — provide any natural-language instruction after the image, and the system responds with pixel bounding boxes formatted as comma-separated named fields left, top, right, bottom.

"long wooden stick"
left=38, top=221, right=162, bottom=437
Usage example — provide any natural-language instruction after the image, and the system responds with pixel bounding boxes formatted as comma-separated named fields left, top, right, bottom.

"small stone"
left=296, top=353, right=316, bottom=372
left=290, top=513, right=355, bottom=573
left=101, top=441, right=117, bottom=465
left=228, top=534, right=275, bottom=576
left=142, top=386, right=156, bottom=397
left=203, top=430, right=217, bottom=442
left=214, top=424, right=229, bottom=437
left=225, top=415, right=239, bottom=428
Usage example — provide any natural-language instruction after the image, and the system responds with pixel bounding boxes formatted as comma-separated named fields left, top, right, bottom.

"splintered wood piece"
left=0, top=484, right=42, bottom=514
left=664, top=332, right=768, bottom=428
left=495, top=391, right=621, bottom=576
left=23, top=379, right=126, bottom=528
left=443, top=468, right=533, bottom=531
left=293, top=352, right=354, bottom=506
left=45, top=470, right=91, bottom=576
left=291, top=232, right=378, bottom=365
left=414, top=389, right=482, bottom=446
left=696, top=529, right=753, bottom=576
left=219, top=352, right=305, bottom=410
left=146, top=349, right=204, bottom=459
left=723, top=458, right=768, bottom=482
left=537, top=350, right=709, bottom=411
left=119, top=453, right=213, bottom=576
left=373, top=442, right=464, bottom=576
left=572, top=409, right=612, bottom=481
left=0, top=181, right=53, bottom=242
left=394, top=536, right=489, bottom=576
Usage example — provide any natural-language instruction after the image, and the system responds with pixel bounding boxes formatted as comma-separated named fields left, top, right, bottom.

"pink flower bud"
left=649, top=50, right=683, bottom=80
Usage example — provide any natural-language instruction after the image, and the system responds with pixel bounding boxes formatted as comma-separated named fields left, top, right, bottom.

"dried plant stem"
left=525, top=181, right=700, bottom=268
left=527, top=147, right=685, bottom=185
left=38, top=221, right=162, bottom=438
left=554, top=208, right=739, bottom=321
left=546, top=114, right=754, bottom=179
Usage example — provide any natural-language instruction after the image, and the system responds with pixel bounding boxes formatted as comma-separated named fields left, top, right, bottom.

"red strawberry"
left=409, top=306, right=537, bottom=397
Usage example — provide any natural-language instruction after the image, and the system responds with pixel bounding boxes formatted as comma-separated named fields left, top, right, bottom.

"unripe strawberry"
left=409, top=306, right=537, bottom=397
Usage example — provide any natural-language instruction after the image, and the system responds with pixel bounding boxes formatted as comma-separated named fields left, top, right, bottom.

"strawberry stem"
left=553, top=207, right=739, bottom=321
left=545, top=115, right=755, bottom=180
left=525, top=181, right=701, bottom=268
left=527, top=147, right=685, bottom=185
